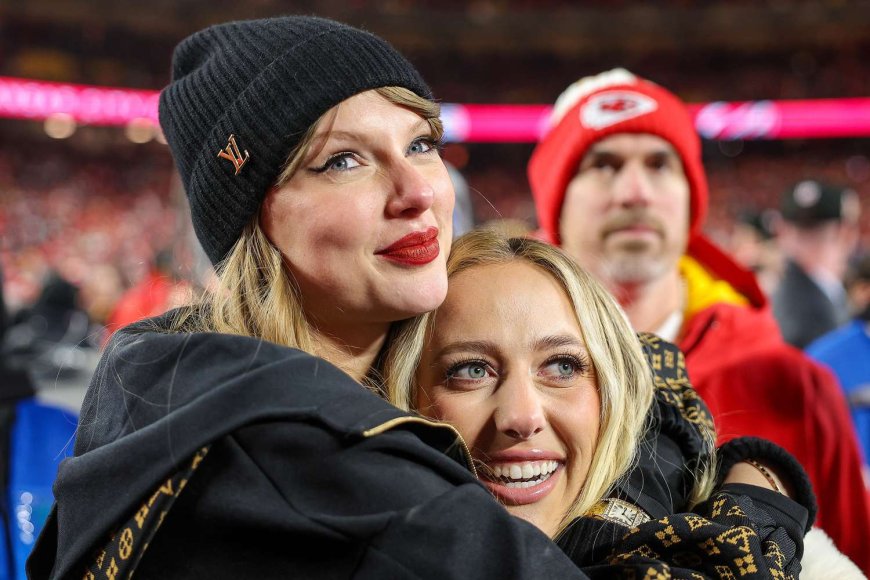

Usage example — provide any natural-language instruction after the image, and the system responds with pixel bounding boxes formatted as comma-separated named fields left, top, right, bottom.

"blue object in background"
left=807, top=319, right=870, bottom=464
left=1, top=398, right=77, bottom=580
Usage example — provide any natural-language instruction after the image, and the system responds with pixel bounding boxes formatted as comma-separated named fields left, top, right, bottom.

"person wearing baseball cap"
left=528, top=69, right=870, bottom=573
left=773, top=179, right=861, bottom=348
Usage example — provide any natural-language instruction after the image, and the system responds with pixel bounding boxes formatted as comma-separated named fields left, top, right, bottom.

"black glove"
left=716, top=436, right=818, bottom=531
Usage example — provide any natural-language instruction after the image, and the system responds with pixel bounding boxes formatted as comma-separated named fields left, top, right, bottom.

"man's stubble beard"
left=595, top=240, right=673, bottom=288
left=561, top=208, right=687, bottom=292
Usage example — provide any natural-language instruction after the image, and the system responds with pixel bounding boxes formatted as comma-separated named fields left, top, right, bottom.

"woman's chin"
left=503, top=503, right=560, bottom=538
left=386, top=278, right=449, bottom=319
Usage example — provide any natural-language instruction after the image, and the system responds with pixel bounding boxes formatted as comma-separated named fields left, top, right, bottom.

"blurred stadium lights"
left=124, top=117, right=156, bottom=143
left=43, top=112, right=76, bottom=139
left=3, top=75, right=870, bottom=143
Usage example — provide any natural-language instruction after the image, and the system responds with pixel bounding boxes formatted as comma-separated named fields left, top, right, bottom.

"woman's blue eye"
left=558, top=362, right=574, bottom=376
left=408, top=138, right=436, bottom=155
left=542, top=356, right=584, bottom=379
left=326, top=154, right=359, bottom=172
left=555, top=360, right=576, bottom=376
left=312, top=153, right=359, bottom=173
left=467, top=365, right=487, bottom=379
left=448, top=362, right=488, bottom=380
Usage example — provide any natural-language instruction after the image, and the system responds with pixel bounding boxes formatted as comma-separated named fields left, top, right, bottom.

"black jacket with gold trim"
left=27, top=314, right=586, bottom=579
left=28, top=315, right=813, bottom=579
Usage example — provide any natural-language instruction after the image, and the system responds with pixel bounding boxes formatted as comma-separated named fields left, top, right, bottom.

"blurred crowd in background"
left=2, top=137, right=867, bottom=336
left=0, top=0, right=868, bottom=420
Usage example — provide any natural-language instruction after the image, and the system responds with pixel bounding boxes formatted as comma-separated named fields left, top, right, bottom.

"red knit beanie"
left=528, top=69, right=707, bottom=245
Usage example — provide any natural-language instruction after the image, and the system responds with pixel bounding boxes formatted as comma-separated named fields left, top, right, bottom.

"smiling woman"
left=385, top=229, right=820, bottom=577
left=160, top=86, right=451, bottom=388
left=417, top=260, right=605, bottom=537
left=387, top=229, right=653, bottom=536
left=229, top=87, right=453, bottom=381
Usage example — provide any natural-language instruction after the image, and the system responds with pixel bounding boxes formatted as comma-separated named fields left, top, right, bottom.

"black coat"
left=28, top=314, right=811, bottom=579
left=28, top=314, right=584, bottom=579
left=773, top=259, right=850, bottom=349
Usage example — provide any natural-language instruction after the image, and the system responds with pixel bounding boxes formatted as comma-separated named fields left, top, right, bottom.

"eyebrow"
left=434, top=335, right=586, bottom=357
left=585, top=145, right=678, bottom=160
left=532, top=334, right=586, bottom=351
left=435, top=340, right=498, bottom=358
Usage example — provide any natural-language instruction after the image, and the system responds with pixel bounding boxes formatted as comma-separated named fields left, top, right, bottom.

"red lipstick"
left=376, top=227, right=440, bottom=266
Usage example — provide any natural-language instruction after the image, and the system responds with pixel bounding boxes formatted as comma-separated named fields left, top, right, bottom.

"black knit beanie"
left=159, top=16, right=432, bottom=265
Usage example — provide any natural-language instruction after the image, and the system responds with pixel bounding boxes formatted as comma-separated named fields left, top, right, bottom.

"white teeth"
left=487, top=460, right=561, bottom=486
left=504, top=477, right=544, bottom=489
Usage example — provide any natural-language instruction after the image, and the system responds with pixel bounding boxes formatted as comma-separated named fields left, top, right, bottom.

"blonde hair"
left=384, top=229, right=654, bottom=534
left=173, top=87, right=442, bottom=382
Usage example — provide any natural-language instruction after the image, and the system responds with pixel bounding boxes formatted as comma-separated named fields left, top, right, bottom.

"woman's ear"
left=258, top=187, right=282, bottom=245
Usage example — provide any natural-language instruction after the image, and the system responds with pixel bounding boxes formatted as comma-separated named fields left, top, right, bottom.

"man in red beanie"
left=528, top=68, right=870, bottom=572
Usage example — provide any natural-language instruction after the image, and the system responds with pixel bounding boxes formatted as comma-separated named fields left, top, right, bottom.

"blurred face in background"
left=559, top=133, right=690, bottom=288
left=260, top=90, right=454, bottom=331
left=416, top=260, right=600, bottom=537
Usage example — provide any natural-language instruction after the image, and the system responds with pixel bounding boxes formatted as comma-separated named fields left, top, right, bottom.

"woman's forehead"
left=433, top=261, right=582, bottom=345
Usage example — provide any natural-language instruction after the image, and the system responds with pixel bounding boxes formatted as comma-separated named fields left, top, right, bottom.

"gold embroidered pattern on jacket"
left=604, top=492, right=794, bottom=579
left=82, top=446, right=210, bottom=580
left=638, top=332, right=716, bottom=442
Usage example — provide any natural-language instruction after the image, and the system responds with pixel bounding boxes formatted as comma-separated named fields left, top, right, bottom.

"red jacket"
left=106, top=270, right=186, bottom=338
left=682, top=236, right=870, bottom=574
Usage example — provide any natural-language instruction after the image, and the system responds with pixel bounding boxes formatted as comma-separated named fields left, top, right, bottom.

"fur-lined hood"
left=802, top=528, right=865, bottom=579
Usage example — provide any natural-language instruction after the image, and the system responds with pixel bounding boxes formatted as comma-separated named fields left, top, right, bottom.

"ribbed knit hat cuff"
left=159, top=17, right=431, bottom=265
left=528, top=80, right=708, bottom=246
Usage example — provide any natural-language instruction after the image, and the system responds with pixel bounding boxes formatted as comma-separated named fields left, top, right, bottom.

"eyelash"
left=542, top=353, right=590, bottom=379
left=444, top=357, right=492, bottom=381
left=310, top=136, right=442, bottom=174
left=310, top=152, right=355, bottom=174
left=443, top=353, right=590, bottom=381
left=417, top=136, right=445, bottom=154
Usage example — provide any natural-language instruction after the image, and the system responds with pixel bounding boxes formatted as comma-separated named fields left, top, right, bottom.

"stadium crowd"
left=1, top=138, right=868, bottom=343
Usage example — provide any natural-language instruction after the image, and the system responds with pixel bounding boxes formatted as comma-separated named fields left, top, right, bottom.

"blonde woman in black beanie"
left=26, top=16, right=593, bottom=580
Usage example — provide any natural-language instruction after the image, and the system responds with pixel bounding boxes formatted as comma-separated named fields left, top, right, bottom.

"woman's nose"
left=494, top=376, right=546, bottom=440
left=384, top=159, right=436, bottom=218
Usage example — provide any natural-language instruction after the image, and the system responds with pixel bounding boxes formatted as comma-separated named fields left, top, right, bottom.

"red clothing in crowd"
left=106, top=270, right=185, bottom=336
left=681, top=236, right=870, bottom=574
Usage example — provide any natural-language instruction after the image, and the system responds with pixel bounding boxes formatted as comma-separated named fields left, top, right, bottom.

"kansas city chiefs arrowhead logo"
left=580, top=90, right=658, bottom=129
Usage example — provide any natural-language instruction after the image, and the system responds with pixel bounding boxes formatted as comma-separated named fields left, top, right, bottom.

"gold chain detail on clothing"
left=744, top=459, right=783, bottom=494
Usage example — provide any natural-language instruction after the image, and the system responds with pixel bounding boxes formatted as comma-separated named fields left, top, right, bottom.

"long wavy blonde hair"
left=384, top=229, right=655, bottom=534
left=172, top=87, right=442, bottom=385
